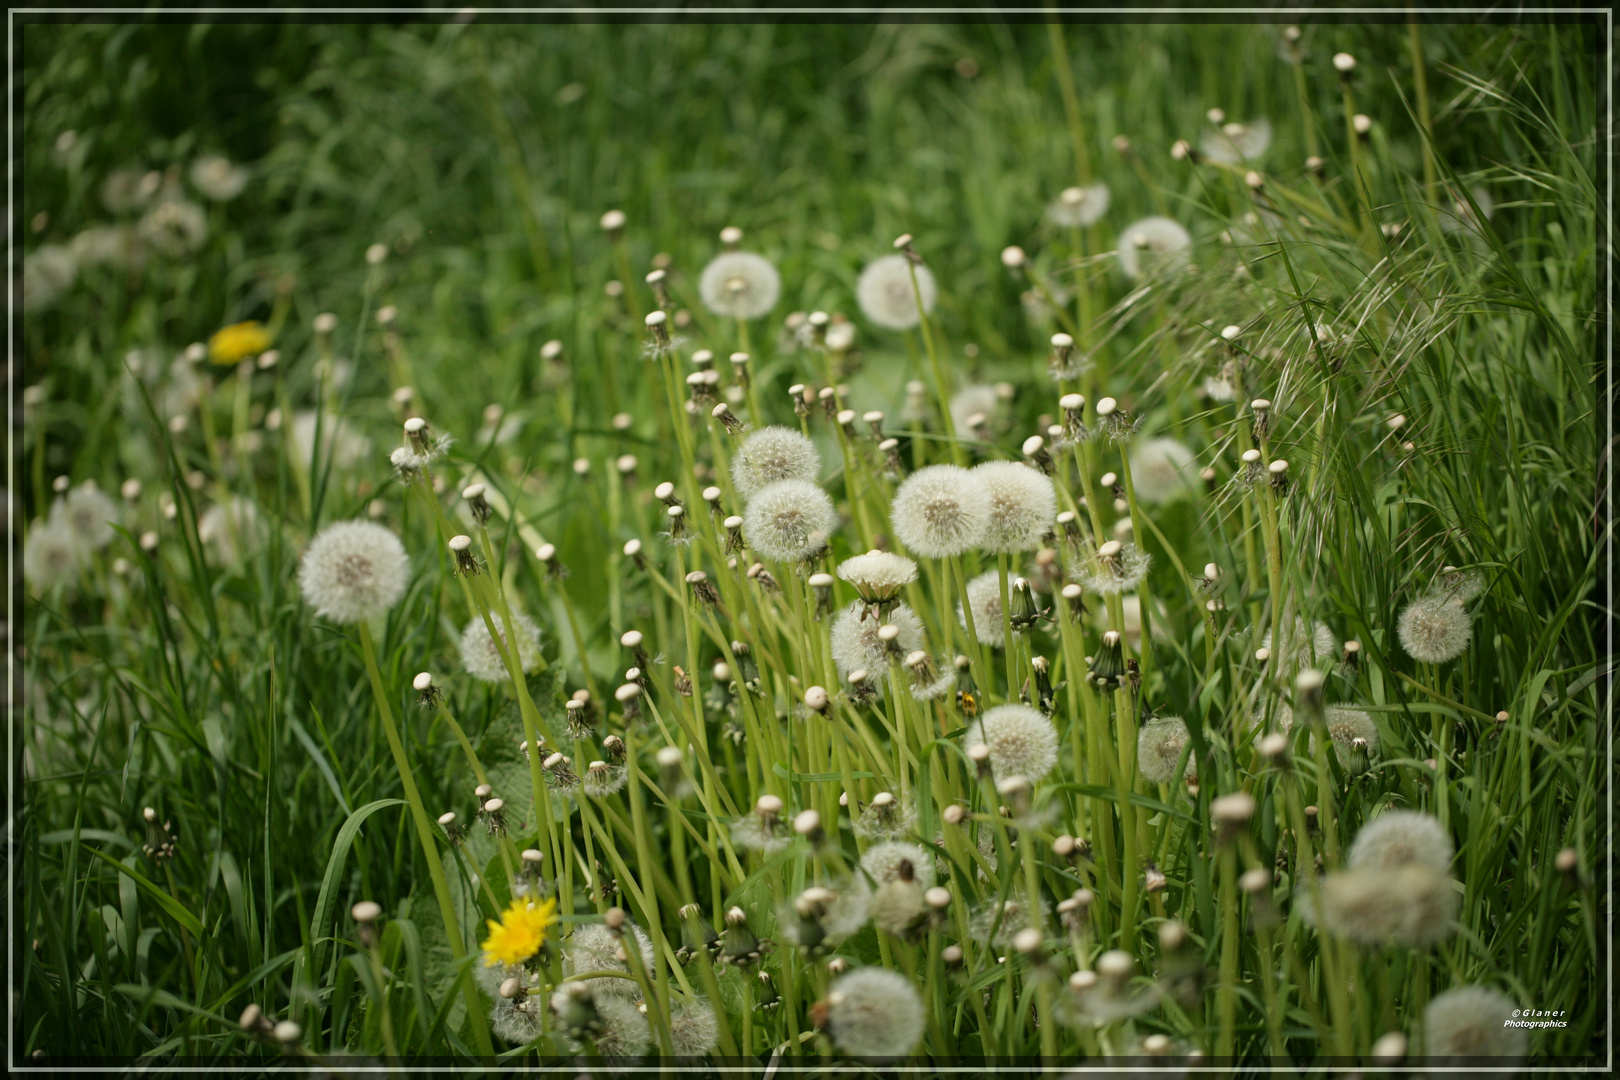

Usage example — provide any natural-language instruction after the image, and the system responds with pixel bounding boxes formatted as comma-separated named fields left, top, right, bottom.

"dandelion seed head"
left=298, top=521, right=410, bottom=623
left=1137, top=716, right=1196, bottom=783
left=1397, top=594, right=1472, bottom=663
left=968, top=896, right=1052, bottom=949
left=1074, top=541, right=1151, bottom=596
left=699, top=251, right=782, bottom=320
left=837, top=550, right=919, bottom=601
left=1128, top=438, right=1199, bottom=504
left=860, top=840, right=935, bottom=889
left=1262, top=616, right=1338, bottom=668
left=563, top=923, right=653, bottom=999
left=1047, top=183, right=1111, bottom=227
left=1349, top=810, right=1453, bottom=874
left=891, top=464, right=991, bottom=558
left=857, top=253, right=935, bottom=331
left=669, top=996, right=720, bottom=1057
left=965, top=704, right=1059, bottom=782
left=831, top=601, right=924, bottom=687
left=959, top=570, right=1007, bottom=648
left=1424, top=986, right=1526, bottom=1060
left=24, top=517, right=85, bottom=589
left=198, top=497, right=265, bottom=565
left=870, top=879, right=928, bottom=938
left=853, top=793, right=918, bottom=841
left=54, top=483, right=120, bottom=549
left=1314, top=706, right=1380, bottom=768
left=459, top=612, right=543, bottom=683
left=823, top=968, right=926, bottom=1059
left=731, top=427, right=821, bottom=502
left=950, top=384, right=1001, bottom=435
left=1311, top=863, right=1458, bottom=947
left=742, top=479, right=836, bottom=563
left=490, top=1000, right=544, bottom=1045
left=190, top=155, right=248, bottom=201
left=1200, top=117, right=1272, bottom=164
left=1117, top=216, right=1192, bottom=279
left=973, top=460, right=1057, bottom=553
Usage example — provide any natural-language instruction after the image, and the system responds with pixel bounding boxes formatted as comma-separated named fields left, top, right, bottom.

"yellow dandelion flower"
left=208, top=320, right=271, bottom=365
left=481, top=896, right=558, bottom=967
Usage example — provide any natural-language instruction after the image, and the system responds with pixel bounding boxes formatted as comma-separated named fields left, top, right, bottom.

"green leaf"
left=301, top=798, right=405, bottom=986
left=81, top=845, right=203, bottom=938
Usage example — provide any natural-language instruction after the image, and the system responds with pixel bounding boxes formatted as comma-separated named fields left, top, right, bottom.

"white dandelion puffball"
left=698, top=251, right=781, bottom=320
left=1047, top=183, right=1111, bottom=228
left=824, top=968, right=926, bottom=1059
left=949, top=383, right=1000, bottom=435
left=1349, top=810, right=1453, bottom=874
left=459, top=612, right=543, bottom=683
left=24, top=518, right=86, bottom=590
left=292, top=410, right=372, bottom=472
left=836, top=550, right=919, bottom=602
left=1315, top=706, right=1381, bottom=767
left=1128, top=438, right=1199, bottom=504
left=860, top=840, right=936, bottom=889
left=489, top=1000, right=543, bottom=1045
left=1137, top=716, right=1196, bottom=784
left=1262, top=616, right=1338, bottom=667
left=1397, top=594, right=1472, bottom=664
left=23, top=244, right=79, bottom=311
left=198, top=497, right=266, bottom=566
left=1075, top=541, right=1152, bottom=596
left=965, top=704, right=1059, bottom=782
left=137, top=198, right=208, bottom=257
left=298, top=520, right=410, bottom=623
left=578, top=995, right=652, bottom=1057
left=973, top=460, right=1057, bottom=554
left=669, top=996, right=720, bottom=1057
left=1424, top=986, right=1526, bottom=1060
left=857, top=253, right=936, bottom=331
left=1200, top=117, right=1272, bottom=164
left=189, top=155, right=249, bottom=201
left=1117, top=216, right=1192, bottom=279
left=891, top=464, right=991, bottom=558
left=831, top=601, right=925, bottom=684
left=562, top=923, right=655, bottom=999
left=959, top=570, right=1006, bottom=648
left=742, top=479, right=836, bottom=562
left=53, top=483, right=120, bottom=549
left=870, top=879, right=928, bottom=937
left=731, top=426, right=820, bottom=499
left=1314, top=864, right=1457, bottom=948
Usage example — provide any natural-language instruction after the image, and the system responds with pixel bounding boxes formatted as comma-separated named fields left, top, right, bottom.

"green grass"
left=17, top=16, right=1603, bottom=1067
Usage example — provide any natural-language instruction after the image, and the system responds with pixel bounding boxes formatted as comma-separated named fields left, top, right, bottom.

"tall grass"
left=16, top=17, right=1603, bottom=1066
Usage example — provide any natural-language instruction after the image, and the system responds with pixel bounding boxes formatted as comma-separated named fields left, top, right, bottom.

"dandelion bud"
left=803, top=685, right=830, bottom=714
left=143, top=807, right=158, bottom=823
left=942, top=803, right=967, bottom=826
left=1352, top=113, right=1372, bottom=136
left=645, top=310, right=672, bottom=352
left=1245, top=169, right=1263, bottom=190
left=498, top=976, right=523, bottom=1000
left=1000, top=245, right=1027, bottom=269
left=1239, top=867, right=1271, bottom=894
left=1258, top=732, right=1290, bottom=766
left=1332, top=51, right=1356, bottom=73
left=437, top=811, right=457, bottom=827
left=1090, top=629, right=1126, bottom=688
left=1013, top=927, right=1043, bottom=955
left=1211, top=791, right=1256, bottom=843
left=863, top=410, right=884, bottom=440
left=273, top=1020, right=302, bottom=1044
left=1010, top=577, right=1041, bottom=632
left=793, top=809, right=823, bottom=842
left=1170, top=139, right=1192, bottom=161
left=1307, top=154, right=1326, bottom=177
left=240, top=1003, right=267, bottom=1033
left=1062, top=582, right=1085, bottom=616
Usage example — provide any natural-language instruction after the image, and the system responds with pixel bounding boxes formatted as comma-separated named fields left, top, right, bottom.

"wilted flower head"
left=298, top=521, right=410, bottom=623
left=562, top=922, right=655, bottom=999
left=698, top=251, right=782, bottom=319
left=965, top=704, right=1059, bottom=782
left=1200, top=117, right=1272, bottom=164
left=1137, top=716, right=1196, bottom=784
left=1117, top=216, right=1192, bottom=279
left=24, top=517, right=86, bottom=590
left=1075, top=540, right=1151, bottom=596
left=1397, top=593, right=1472, bottom=664
left=949, top=383, right=1000, bottom=436
left=1348, top=810, right=1453, bottom=874
left=959, top=570, right=1007, bottom=648
left=1047, top=183, right=1111, bottom=228
left=821, top=968, right=925, bottom=1059
left=860, top=840, right=935, bottom=889
left=973, top=461, right=1057, bottom=553
left=460, top=612, right=543, bottom=683
left=1424, top=986, right=1526, bottom=1060
left=742, top=479, right=836, bottom=562
left=190, top=156, right=249, bottom=200
left=857, top=253, right=935, bottom=331
left=730, top=426, right=820, bottom=499
left=53, top=483, right=120, bottom=549
left=1128, top=438, right=1199, bottom=504
left=891, top=465, right=991, bottom=558
left=831, top=601, right=924, bottom=685
left=836, top=550, right=919, bottom=606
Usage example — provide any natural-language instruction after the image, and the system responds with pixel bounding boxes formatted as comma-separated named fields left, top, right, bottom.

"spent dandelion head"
left=297, top=521, right=410, bottom=624
left=698, top=250, right=781, bottom=319
left=836, top=550, right=919, bottom=610
left=857, top=253, right=935, bottom=331
left=741, top=479, right=836, bottom=563
left=891, top=464, right=991, bottom=559
left=973, top=460, right=1058, bottom=554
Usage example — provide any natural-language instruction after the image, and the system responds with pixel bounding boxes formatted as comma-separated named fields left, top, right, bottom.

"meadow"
left=15, top=16, right=1605, bottom=1069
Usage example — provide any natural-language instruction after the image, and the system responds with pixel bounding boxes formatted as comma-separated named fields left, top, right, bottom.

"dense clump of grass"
left=17, top=18, right=1602, bottom=1067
